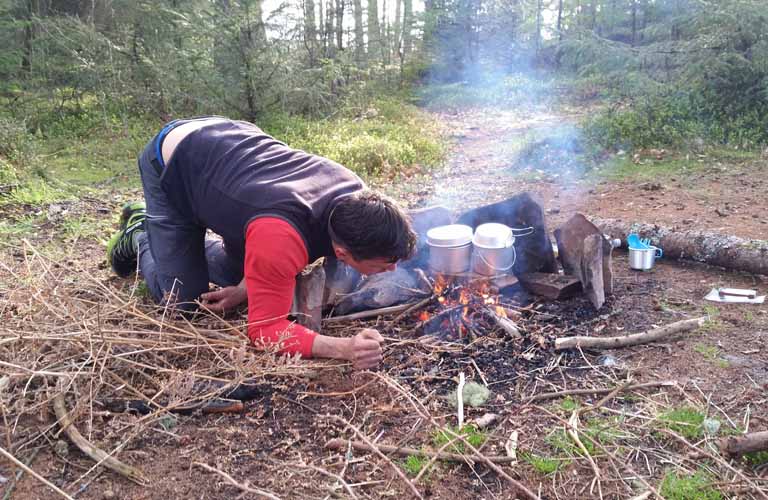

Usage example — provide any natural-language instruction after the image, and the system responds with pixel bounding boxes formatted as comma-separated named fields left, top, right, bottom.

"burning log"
left=592, top=217, right=768, bottom=276
left=554, top=317, right=706, bottom=351
left=719, top=431, right=768, bottom=457
left=457, top=192, right=558, bottom=275
left=480, top=307, right=521, bottom=338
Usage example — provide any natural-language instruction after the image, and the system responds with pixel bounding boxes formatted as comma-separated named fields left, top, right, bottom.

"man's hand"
left=346, top=328, right=384, bottom=370
left=200, top=284, right=247, bottom=312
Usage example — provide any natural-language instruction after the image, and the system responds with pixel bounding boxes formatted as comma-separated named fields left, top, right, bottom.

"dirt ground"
left=2, top=104, right=768, bottom=500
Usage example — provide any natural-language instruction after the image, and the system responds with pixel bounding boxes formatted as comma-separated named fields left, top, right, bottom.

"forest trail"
left=405, top=102, right=768, bottom=240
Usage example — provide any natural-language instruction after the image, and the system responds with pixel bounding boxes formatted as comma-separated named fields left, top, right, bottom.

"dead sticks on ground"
left=554, top=317, right=706, bottom=351
left=193, top=462, right=282, bottom=500
left=325, top=438, right=519, bottom=464
left=0, top=446, right=72, bottom=500
left=323, top=301, right=420, bottom=324
left=719, top=431, right=768, bottom=457
left=51, top=384, right=148, bottom=485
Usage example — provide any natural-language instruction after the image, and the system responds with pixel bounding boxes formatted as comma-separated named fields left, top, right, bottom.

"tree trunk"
left=324, top=0, right=335, bottom=56
left=335, top=0, right=344, bottom=50
left=402, top=0, right=413, bottom=58
left=21, top=0, right=34, bottom=74
left=367, top=0, right=381, bottom=62
left=592, top=218, right=768, bottom=276
left=353, top=0, right=365, bottom=62
left=305, top=0, right=318, bottom=64
left=534, top=0, right=542, bottom=55
left=393, top=0, right=402, bottom=58
left=556, top=0, right=564, bottom=42
left=631, top=0, right=637, bottom=46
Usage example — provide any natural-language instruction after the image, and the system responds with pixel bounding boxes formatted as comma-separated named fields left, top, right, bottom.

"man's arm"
left=245, top=218, right=383, bottom=368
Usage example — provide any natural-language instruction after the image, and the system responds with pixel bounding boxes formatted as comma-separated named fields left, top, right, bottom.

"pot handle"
left=477, top=246, right=517, bottom=272
left=654, top=246, right=663, bottom=258
left=511, top=226, right=534, bottom=237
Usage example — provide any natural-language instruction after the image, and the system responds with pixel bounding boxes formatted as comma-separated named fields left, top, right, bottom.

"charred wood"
left=518, top=272, right=582, bottom=300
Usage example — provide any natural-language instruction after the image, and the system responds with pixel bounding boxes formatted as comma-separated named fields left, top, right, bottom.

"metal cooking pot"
left=628, top=246, right=662, bottom=271
left=426, top=224, right=473, bottom=273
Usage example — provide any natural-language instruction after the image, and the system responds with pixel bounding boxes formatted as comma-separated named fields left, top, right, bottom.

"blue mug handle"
left=654, top=246, right=663, bottom=258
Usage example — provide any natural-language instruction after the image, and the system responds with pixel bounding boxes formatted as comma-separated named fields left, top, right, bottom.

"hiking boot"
left=106, top=201, right=146, bottom=277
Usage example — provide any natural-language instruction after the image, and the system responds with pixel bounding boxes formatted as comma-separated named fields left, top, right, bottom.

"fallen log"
left=554, top=317, right=706, bottom=351
left=325, top=438, right=518, bottom=464
left=592, top=217, right=768, bottom=276
left=719, top=431, right=768, bottom=457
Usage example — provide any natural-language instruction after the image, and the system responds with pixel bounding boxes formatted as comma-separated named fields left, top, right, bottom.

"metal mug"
left=628, top=246, right=662, bottom=271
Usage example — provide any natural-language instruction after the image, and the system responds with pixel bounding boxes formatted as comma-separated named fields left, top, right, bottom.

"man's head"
left=329, top=190, right=416, bottom=275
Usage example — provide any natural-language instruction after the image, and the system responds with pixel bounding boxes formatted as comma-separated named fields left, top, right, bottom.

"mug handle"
left=655, top=247, right=663, bottom=258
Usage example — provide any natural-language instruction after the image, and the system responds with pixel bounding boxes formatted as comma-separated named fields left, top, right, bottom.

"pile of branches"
left=0, top=244, right=313, bottom=491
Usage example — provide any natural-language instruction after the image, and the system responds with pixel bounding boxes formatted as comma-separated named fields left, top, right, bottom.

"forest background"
left=1, top=0, right=767, bottom=226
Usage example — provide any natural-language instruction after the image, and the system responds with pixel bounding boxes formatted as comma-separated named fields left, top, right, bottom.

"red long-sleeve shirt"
left=244, top=217, right=317, bottom=357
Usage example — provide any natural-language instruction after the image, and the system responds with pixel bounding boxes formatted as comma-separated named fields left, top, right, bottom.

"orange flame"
left=459, top=288, right=470, bottom=305
left=418, top=311, right=430, bottom=322
left=462, top=306, right=469, bottom=318
left=434, top=274, right=447, bottom=295
left=495, top=305, right=507, bottom=318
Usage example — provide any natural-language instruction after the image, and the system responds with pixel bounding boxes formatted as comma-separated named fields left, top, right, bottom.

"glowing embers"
left=418, top=274, right=522, bottom=341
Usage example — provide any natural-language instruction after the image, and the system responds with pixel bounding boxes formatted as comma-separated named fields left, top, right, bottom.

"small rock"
left=54, top=439, right=69, bottom=457
left=715, top=208, right=729, bottom=217
left=640, top=182, right=663, bottom=191
left=103, top=489, right=116, bottom=500
left=547, top=207, right=561, bottom=215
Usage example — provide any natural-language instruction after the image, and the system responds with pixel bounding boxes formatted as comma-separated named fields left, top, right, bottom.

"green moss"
left=660, top=407, right=706, bottom=440
left=660, top=470, right=722, bottom=500
left=560, top=397, right=580, bottom=412
left=401, top=454, right=430, bottom=477
left=431, top=424, right=486, bottom=453
left=521, top=452, right=565, bottom=475
left=744, top=450, right=768, bottom=467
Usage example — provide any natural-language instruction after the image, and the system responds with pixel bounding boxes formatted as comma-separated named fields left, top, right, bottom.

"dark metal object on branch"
left=456, top=192, right=558, bottom=275
left=592, top=217, right=768, bottom=276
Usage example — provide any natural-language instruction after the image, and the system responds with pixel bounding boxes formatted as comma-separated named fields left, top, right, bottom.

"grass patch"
left=660, top=470, right=722, bottom=500
left=559, top=397, right=580, bottom=412
left=659, top=407, right=705, bottom=440
left=431, top=424, right=487, bottom=454
left=744, top=450, right=768, bottom=467
left=401, top=454, right=430, bottom=477
left=521, top=452, right=564, bottom=475
left=262, top=96, right=446, bottom=178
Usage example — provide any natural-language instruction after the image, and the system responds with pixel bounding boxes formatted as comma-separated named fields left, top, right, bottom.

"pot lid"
left=473, top=223, right=514, bottom=248
left=426, top=224, right=473, bottom=247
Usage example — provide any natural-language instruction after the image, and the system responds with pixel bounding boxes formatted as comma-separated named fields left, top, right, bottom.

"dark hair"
left=329, top=190, right=416, bottom=262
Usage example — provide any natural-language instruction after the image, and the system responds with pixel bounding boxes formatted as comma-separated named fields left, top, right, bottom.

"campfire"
left=417, top=274, right=522, bottom=341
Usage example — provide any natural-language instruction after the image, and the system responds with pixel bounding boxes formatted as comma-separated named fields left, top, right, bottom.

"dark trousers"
left=136, top=127, right=243, bottom=310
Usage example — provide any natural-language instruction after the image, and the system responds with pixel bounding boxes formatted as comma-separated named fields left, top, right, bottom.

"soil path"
left=400, top=104, right=768, bottom=241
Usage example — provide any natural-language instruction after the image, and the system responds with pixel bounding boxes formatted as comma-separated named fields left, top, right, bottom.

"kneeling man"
left=107, top=117, right=416, bottom=370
